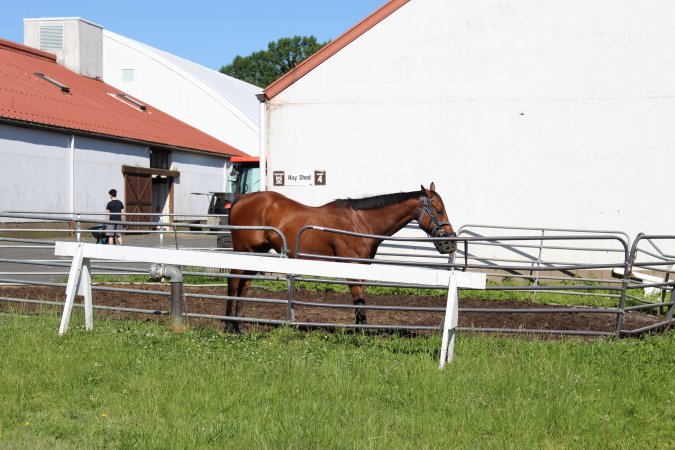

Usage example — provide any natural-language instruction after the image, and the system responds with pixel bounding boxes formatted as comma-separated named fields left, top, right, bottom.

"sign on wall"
left=273, top=170, right=326, bottom=186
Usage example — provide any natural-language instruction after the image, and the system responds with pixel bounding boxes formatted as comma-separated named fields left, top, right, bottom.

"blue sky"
left=1, top=0, right=387, bottom=70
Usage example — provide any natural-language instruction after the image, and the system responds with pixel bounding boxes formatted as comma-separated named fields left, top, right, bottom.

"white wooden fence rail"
left=54, top=241, right=485, bottom=367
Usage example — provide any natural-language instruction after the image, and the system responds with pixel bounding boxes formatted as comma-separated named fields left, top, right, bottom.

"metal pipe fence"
left=1, top=212, right=673, bottom=337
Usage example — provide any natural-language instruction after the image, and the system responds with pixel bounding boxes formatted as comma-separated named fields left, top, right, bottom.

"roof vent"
left=34, top=72, right=70, bottom=93
left=116, top=93, right=147, bottom=111
left=39, top=25, right=64, bottom=51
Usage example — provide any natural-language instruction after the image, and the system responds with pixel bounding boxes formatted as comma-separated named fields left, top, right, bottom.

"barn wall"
left=171, top=151, right=228, bottom=216
left=73, top=135, right=147, bottom=212
left=0, top=125, right=146, bottom=214
left=265, top=0, right=675, bottom=240
left=0, top=124, right=227, bottom=218
left=0, top=126, right=71, bottom=213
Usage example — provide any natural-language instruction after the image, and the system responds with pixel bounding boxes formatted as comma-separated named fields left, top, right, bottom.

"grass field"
left=1, top=311, right=673, bottom=449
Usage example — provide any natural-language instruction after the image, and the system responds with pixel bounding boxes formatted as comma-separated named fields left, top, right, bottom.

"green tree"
left=220, top=36, right=328, bottom=88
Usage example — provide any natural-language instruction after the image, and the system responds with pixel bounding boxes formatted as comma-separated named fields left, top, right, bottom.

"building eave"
left=263, top=0, right=411, bottom=100
left=0, top=117, right=240, bottom=159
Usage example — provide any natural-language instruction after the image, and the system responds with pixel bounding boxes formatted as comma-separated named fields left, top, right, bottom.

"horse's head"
left=417, top=182, right=457, bottom=254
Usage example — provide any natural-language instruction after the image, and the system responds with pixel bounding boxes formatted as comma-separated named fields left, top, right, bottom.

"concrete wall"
left=264, top=0, right=675, bottom=241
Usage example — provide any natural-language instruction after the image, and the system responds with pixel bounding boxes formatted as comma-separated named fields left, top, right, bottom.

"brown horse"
left=225, top=182, right=457, bottom=331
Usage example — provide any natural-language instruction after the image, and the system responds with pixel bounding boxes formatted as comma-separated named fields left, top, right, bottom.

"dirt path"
left=0, top=284, right=666, bottom=337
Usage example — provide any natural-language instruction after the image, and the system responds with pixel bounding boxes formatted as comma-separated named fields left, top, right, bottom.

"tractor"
left=191, top=155, right=260, bottom=248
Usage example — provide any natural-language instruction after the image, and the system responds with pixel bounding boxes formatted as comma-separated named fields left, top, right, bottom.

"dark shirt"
left=106, top=199, right=124, bottom=222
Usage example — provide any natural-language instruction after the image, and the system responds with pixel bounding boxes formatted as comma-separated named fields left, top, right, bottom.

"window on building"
left=150, top=149, right=169, bottom=169
left=122, top=68, right=134, bottom=82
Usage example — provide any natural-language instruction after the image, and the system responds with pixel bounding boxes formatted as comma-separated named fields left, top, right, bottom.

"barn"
left=259, top=0, right=675, bottom=240
left=22, top=17, right=261, bottom=156
left=0, top=38, right=247, bottom=221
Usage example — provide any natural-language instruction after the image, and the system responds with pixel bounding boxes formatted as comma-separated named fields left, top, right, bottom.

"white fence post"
left=439, top=271, right=487, bottom=368
left=439, top=271, right=459, bottom=368
left=59, top=243, right=91, bottom=335
left=80, top=257, right=93, bottom=330
left=159, top=214, right=165, bottom=247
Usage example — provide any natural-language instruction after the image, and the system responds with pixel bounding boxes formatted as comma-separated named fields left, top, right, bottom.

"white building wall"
left=0, top=126, right=71, bottom=212
left=102, top=33, right=259, bottom=155
left=0, top=125, right=146, bottom=214
left=73, top=135, right=147, bottom=212
left=265, top=0, right=675, bottom=240
left=0, top=124, right=226, bottom=217
left=171, top=151, right=228, bottom=216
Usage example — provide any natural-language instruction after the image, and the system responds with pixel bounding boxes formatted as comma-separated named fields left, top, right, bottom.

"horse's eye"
left=436, top=209, right=443, bottom=214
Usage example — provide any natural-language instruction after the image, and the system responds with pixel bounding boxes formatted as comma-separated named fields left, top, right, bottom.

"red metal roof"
left=230, top=155, right=259, bottom=163
left=264, top=0, right=411, bottom=100
left=0, top=38, right=246, bottom=157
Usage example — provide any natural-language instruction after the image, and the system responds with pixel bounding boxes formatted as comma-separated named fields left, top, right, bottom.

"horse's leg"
left=226, top=267, right=259, bottom=332
left=225, top=269, right=244, bottom=333
left=237, top=272, right=254, bottom=298
left=349, top=282, right=367, bottom=326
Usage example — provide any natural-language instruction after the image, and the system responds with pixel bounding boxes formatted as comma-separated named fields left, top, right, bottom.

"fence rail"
left=1, top=212, right=673, bottom=337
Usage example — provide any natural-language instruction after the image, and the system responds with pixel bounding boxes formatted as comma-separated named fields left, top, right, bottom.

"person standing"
left=105, top=189, right=125, bottom=245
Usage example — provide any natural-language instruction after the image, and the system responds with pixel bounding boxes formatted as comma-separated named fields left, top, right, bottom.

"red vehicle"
left=192, top=155, right=260, bottom=219
left=225, top=155, right=260, bottom=210
left=190, top=156, right=260, bottom=246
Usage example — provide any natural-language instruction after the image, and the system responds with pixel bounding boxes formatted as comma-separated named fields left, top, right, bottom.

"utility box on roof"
left=24, top=17, right=103, bottom=79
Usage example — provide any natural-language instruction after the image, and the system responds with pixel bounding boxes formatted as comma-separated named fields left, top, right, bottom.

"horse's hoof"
left=224, top=321, right=240, bottom=334
left=354, top=299, right=367, bottom=326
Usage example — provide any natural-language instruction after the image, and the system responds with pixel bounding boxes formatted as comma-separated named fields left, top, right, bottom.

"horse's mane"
left=330, top=190, right=421, bottom=211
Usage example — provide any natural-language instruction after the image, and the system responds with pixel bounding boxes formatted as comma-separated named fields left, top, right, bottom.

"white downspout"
left=70, top=134, right=81, bottom=241
left=69, top=134, right=75, bottom=214
left=256, top=93, right=267, bottom=191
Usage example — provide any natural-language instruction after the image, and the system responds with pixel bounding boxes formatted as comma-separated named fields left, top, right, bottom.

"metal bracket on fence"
left=286, top=274, right=296, bottom=323
left=149, top=264, right=186, bottom=329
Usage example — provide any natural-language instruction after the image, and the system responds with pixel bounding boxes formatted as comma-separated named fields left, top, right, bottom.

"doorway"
left=152, top=177, right=170, bottom=225
left=122, top=165, right=179, bottom=229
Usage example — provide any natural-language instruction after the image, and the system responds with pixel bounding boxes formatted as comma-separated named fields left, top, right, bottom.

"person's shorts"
left=106, top=223, right=122, bottom=237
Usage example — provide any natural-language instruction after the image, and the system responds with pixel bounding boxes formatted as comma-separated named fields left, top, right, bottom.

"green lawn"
left=1, top=312, right=673, bottom=449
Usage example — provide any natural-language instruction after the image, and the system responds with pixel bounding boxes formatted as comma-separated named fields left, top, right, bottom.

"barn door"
left=124, top=173, right=152, bottom=229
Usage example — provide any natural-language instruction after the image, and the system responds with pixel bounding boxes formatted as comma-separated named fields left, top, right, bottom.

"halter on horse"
left=418, top=195, right=456, bottom=254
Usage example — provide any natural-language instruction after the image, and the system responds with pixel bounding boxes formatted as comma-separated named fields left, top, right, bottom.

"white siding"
left=0, top=124, right=225, bottom=217
left=171, top=151, right=227, bottom=216
left=0, top=126, right=71, bottom=212
left=73, top=136, right=147, bottom=212
left=265, top=0, right=675, bottom=240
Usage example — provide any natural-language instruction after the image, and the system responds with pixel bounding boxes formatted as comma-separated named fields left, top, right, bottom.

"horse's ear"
left=430, top=182, right=436, bottom=192
left=420, top=184, right=430, bottom=197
